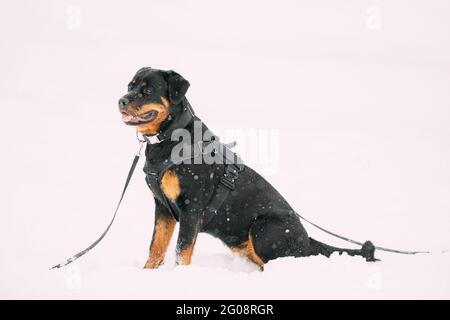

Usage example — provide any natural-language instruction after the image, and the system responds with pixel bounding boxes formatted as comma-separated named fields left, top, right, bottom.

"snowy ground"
left=1, top=0, right=450, bottom=299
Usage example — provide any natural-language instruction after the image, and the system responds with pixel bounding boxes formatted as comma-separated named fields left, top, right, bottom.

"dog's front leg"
left=144, top=199, right=177, bottom=269
left=175, top=212, right=201, bottom=266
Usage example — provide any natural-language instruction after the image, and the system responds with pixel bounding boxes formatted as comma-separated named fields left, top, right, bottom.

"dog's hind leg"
left=230, top=234, right=266, bottom=270
left=306, top=238, right=378, bottom=262
left=249, top=213, right=311, bottom=263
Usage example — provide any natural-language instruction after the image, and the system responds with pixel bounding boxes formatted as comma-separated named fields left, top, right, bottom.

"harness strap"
left=202, top=162, right=244, bottom=228
left=143, top=140, right=245, bottom=225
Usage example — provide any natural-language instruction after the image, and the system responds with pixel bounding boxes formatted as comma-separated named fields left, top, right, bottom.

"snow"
left=3, top=237, right=450, bottom=299
left=1, top=0, right=450, bottom=299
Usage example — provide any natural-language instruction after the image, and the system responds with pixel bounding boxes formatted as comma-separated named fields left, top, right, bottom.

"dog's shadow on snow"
left=135, top=253, right=261, bottom=273
left=192, top=253, right=261, bottom=273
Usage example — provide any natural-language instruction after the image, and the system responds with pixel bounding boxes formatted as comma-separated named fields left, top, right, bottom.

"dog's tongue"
left=122, top=113, right=136, bottom=122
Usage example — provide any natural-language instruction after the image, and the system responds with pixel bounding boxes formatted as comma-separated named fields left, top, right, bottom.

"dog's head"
left=118, top=67, right=190, bottom=136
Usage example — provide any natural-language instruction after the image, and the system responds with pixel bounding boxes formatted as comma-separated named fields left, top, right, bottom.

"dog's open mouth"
left=122, top=110, right=158, bottom=125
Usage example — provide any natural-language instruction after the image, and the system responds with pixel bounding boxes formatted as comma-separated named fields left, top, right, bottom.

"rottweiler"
left=118, top=67, right=376, bottom=270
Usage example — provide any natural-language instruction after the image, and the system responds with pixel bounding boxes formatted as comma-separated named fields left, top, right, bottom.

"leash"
left=50, top=137, right=146, bottom=269
left=295, top=212, right=431, bottom=255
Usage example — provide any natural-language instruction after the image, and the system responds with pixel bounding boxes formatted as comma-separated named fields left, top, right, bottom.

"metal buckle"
left=147, top=135, right=162, bottom=144
left=220, top=176, right=235, bottom=190
left=225, top=165, right=239, bottom=177
left=220, top=165, right=241, bottom=190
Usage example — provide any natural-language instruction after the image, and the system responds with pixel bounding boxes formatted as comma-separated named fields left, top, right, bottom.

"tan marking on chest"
left=161, top=170, right=181, bottom=201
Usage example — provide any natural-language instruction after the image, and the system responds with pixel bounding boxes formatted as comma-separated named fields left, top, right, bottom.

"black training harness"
left=142, top=138, right=245, bottom=225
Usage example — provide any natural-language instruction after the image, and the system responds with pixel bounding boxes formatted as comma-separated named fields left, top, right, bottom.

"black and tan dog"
left=118, top=67, right=376, bottom=270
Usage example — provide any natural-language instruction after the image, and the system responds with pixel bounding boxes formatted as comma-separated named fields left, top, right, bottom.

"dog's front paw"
left=175, top=258, right=191, bottom=266
left=175, top=254, right=192, bottom=266
left=143, top=259, right=163, bottom=269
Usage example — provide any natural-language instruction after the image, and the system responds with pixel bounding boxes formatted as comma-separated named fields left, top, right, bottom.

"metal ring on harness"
left=136, top=131, right=146, bottom=143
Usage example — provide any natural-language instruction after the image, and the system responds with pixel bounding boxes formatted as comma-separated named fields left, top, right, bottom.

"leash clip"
left=136, top=132, right=147, bottom=157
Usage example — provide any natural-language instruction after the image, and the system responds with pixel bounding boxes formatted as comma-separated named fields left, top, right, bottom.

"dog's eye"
left=128, top=80, right=138, bottom=91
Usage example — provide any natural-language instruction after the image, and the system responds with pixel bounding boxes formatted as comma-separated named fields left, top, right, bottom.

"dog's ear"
left=165, top=70, right=190, bottom=104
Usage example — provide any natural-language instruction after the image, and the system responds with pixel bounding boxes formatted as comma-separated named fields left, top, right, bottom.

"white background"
left=1, top=0, right=449, bottom=299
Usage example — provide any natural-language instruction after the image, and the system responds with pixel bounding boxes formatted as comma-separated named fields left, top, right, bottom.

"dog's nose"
left=118, top=97, right=130, bottom=111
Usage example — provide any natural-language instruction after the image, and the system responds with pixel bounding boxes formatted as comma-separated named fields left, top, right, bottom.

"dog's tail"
left=295, top=211, right=431, bottom=259
left=306, top=237, right=378, bottom=262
